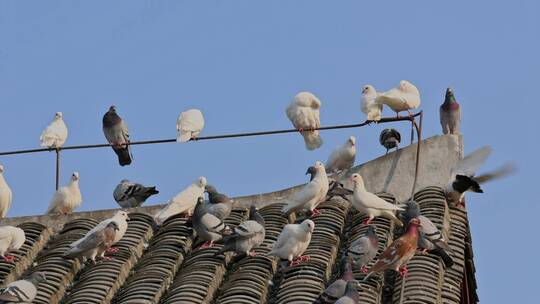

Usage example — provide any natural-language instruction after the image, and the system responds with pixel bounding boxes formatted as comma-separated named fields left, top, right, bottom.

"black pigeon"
left=379, top=128, right=401, bottom=154
left=102, top=106, right=132, bottom=166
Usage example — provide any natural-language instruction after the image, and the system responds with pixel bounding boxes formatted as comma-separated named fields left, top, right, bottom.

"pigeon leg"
left=298, top=255, right=310, bottom=262
left=398, top=265, right=409, bottom=277
left=101, top=256, right=114, bottom=261
left=247, top=250, right=258, bottom=257
left=416, top=248, right=429, bottom=255
left=198, top=241, right=214, bottom=249
left=360, top=265, right=369, bottom=273
left=106, top=247, right=119, bottom=254
left=297, top=128, right=305, bottom=133
left=362, top=216, right=374, bottom=225
left=310, top=209, right=322, bottom=217
left=2, top=255, right=16, bottom=263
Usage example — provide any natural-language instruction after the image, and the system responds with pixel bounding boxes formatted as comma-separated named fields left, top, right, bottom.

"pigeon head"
left=362, top=85, right=375, bottom=95
left=348, top=136, right=356, bottom=147
left=350, top=173, right=364, bottom=186
left=196, top=196, right=205, bottom=205
left=405, top=200, right=420, bottom=216
left=204, top=184, right=217, bottom=194
left=71, top=172, right=80, bottom=181
left=301, top=219, right=315, bottom=233
left=445, top=87, right=456, bottom=104
left=115, top=210, right=130, bottom=221
left=108, top=221, right=120, bottom=231
left=0, top=164, right=4, bottom=173
left=108, top=105, right=118, bottom=113
left=55, top=112, right=63, bottom=119
left=406, top=218, right=422, bottom=232
left=197, top=176, right=207, bottom=187
left=29, top=272, right=47, bottom=284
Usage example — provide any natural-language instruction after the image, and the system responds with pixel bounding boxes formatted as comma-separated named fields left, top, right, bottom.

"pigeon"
left=346, top=225, right=379, bottom=272
left=0, top=165, right=12, bottom=218
left=376, top=80, right=421, bottom=117
left=446, top=146, right=515, bottom=206
left=63, top=221, right=119, bottom=263
left=268, top=219, right=315, bottom=266
left=40, top=112, right=68, bottom=148
left=401, top=200, right=454, bottom=267
left=286, top=91, right=323, bottom=150
left=71, top=211, right=129, bottom=257
left=363, top=218, right=421, bottom=281
left=154, top=176, right=207, bottom=225
left=379, top=128, right=401, bottom=154
left=440, top=87, right=461, bottom=135
left=113, top=179, right=159, bottom=208
left=350, top=173, right=403, bottom=226
left=192, top=197, right=227, bottom=249
left=0, top=226, right=25, bottom=263
left=204, top=184, right=233, bottom=220
left=325, top=136, right=356, bottom=174
left=46, top=172, right=82, bottom=215
left=103, top=106, right=132, bottom=166
left=361, top=85, right=383, bottom=121
left=0, top=272, right=46, bottom=303
left=215, top=206, right=265, bottom=257
left=334, top=280, right=360, bottom=304
left=176, top=109, right=205, bottom=142
left=315, top=257, right=354, bottom=303
left=282, top=161, right=329, bottom=217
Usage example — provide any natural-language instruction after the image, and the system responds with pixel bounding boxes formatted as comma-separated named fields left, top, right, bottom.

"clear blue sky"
left=1, top=1, right=538, bottom=302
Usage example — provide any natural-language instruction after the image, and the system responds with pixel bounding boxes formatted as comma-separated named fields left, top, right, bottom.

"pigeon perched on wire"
left=103, top=106, right=132, bottom=166
left=315, top=257, right=354, bottom=303
left=268, top=219, right=315, bottom=266
left=400, top=200, right=454, bottom=267
left=46, top=172, right=82, bottom=215
left=71, top=211, right=129, bottom=257
left=40, top=112, right=68, bottom=148
left=215, top=206, right=265, bottom=257
left=63, top=221, right=119, bottom=263
left=192, top=197, right=227, bottom=249
left=325, top=136, right=356, bottom=174
left=286, top=91, right=323, bottom=150
left=440, top=87, right=461, bottom=135
left=346, top=225, right=379, bottom=273
left=0, top=165, right=12, bottom=218
left=0, top=272, right=46, bottom=303
left=446, top=146, right=515, bottom=206
left=376, top=80, right=421, bottom=117
left=0, top=226, right=25, bottom=263
left=282, top=161, right=329, bottom=218
left=363, top=218, right=421, bottom=281
left=177, top=109, right=205, bottom=142
left=361, top=85, right=382, bottom=121
left=334, top=280, right=360, bottom=304
left=379, top=128, right=401, bottom=154
left=350, top=173, right=403, bottom=226
left=113, top=179, right=159, bottom=208
left=154, top=176, right=207, bottom=225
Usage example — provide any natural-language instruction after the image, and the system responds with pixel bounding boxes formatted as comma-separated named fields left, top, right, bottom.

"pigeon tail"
left=113, top=147, right=132, bottom=166
left=303, top=132, right=323, bottom=150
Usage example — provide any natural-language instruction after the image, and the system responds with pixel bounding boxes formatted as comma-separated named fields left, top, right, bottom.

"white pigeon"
left=0, top=272, right=46, bottom=303
left=377, top=80, right=421, bottom=116
left=46, top=172, right=82, bottom=215
left=40, top=112, right=68, bottom=148
left=177, top=109, right=205, bottom=142
left=0, top=165, right=12, bottom=218
left=70, top=210, right=129, bottom=257
left=361, top=85, right=383, bottom=121
left=268, top=219, right=315, bottom=266
left=286, top=91, right=323, bottom=150
left=154, top=176, right=207, bottom=225
left=0, top=226, right=25, bottom=263
left=325, top=136, right=356, bottom=174
left=350, top=173, right=403, bottom=226
left=282, top=161, right=329, bottom=217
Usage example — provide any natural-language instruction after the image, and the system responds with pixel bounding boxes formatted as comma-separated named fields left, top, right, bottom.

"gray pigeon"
left=334, top=280, right=360, bottom=304
left=215, top=206, right=265, bottom=257
left=113, top=179, right=159, bottom=208
left=103, top=106, right=132, bottom=166
left=401, top=200, right=454, bottom=267
left=440, top=87, right=461, bottom=135
left=204, top=185, right=233, bottom=220
left=192, top=197, right=227, bottom=249
left=63, top=221, right=119, bottom=263
left=379, top=128, right=401, bottom=154
left=346, top=225, right=379, bottom=272
left=0, top=272, right=46, bottom=303
left=315, top=257, right=354, bottom=304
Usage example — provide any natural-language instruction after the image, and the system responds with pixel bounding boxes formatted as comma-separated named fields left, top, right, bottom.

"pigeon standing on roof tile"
left=268, top=219, right=315, bottom=266
left=286, top=91, right=323, bottom=150
left=113, top=179, right=159, bottom=208
left=63, top=221, right=119, bottom=263
left=46, top=172, right=82, bottom=215
left=0, top=165, right=12, bottom=218
left=446, top=146, right=515, bottom=206
left=379, top=128, right=401, bottom=154
left=192, top=197, right=227, bottom=249
left=154, top=177, right=207, bottom=225
left=215, top=206, right=265, bottom=257
left=204, top=184, right=233, bottom=221
left=363, top=218, right=421, bottom=281
left=376, top=80, right=421, bottom=117
left=0, top=272, right=46, bottom=303
left=71, top=211, right=129, bottom=257
left=350, top=173, right=403, bottom=226
left=176, top=109, right=205, bottom=142
left=325, top=136, right=356, bottom=174
left=334, top=280, right=360, bottom=304
left=282, top=161, right=329, bottom=218
left=103, top=106, right=132, bottom=166
left=40, top=112, right=68, bottom=148
left=361, top=85, right=383, bottom=121
left=315, top=257, right=354, bottom=303
left=0, top=226, right=25, bottom=263
left=440, top=87, right=461, bottom=135
left=346, top=225, right=379, bottom=273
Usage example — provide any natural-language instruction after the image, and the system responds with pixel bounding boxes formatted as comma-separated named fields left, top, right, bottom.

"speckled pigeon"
left=71, top=211, right=129, bottom=257
left=63, top=221, right=118, bottom=263
left=103, top=106, right=132, bottom=166
left=379, top=128, right=401, bottom=154
left=113, top=179, right=158, bottom=208
left=346, top=225, right=379, bottom=272
left=0, top=272, right=46, bottom=303
left=286, top=91, right=323, bottom=150
left=440, top=87, right=461, bottom=135
left=215, top=206, right=265, bottom=257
